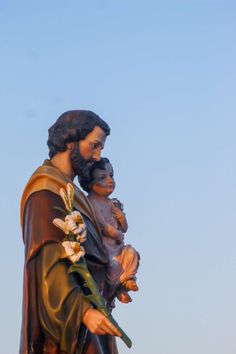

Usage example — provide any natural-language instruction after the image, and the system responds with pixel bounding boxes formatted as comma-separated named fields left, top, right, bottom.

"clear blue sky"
left=0, top=1, right=235, bottom=353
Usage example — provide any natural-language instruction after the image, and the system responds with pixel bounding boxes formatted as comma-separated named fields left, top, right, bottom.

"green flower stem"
left=68, top=258, right=132, bottom=349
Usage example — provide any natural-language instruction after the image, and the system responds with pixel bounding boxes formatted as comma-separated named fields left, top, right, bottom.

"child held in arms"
left=79, top=157, right=140, bottom=304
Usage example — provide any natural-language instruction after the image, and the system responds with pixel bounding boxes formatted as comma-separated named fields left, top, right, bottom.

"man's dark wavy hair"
left=47, top=110, right=110, bottom=159
left=79, top=157, right=110, bottom=193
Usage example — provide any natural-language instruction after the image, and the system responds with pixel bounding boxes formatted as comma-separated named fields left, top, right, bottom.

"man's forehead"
left=86, top=126, right=107, bottom=143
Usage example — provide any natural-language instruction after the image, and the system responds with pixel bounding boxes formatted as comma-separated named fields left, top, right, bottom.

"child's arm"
left=92, top=201, right=123, bottom=243
left=102, top=223, right=124, bottom=243
left=112, top=205, right=128, bottom=233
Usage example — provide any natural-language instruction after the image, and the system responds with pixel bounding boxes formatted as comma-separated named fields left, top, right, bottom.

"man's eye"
left=92, top=142, right=100, bottom=149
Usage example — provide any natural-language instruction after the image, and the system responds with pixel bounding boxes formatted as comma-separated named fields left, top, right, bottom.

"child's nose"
left=107, top=176, right=113, bottom=183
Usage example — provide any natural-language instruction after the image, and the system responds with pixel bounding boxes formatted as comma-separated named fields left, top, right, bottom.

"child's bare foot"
left=117, top=290, right=132, bottom=303
left=123, top=279, right=139, bottom=292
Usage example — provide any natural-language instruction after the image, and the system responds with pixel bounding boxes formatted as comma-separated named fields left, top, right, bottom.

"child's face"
left=91, top=162, right=115, bottom=197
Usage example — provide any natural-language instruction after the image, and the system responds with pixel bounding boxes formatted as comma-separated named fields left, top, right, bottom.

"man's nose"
left=92, top=149, right=101, bottom=162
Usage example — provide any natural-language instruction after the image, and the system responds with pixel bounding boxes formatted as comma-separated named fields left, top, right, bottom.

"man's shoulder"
left=20, top=160, right=68, bottom=226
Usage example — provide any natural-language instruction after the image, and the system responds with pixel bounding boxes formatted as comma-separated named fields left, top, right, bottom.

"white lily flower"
left=77, top=229, right=87, bottom=243
left=53, top=211, right=87, bottom=242
left=53, top=218, right=70, bottom=235
left=53, top=184, right=87, bottom=263
left=62, top=241, right=85, bottom=263
left=71, top=210, right=83, bottom=224
left=65, top=214, right=81, bottom=234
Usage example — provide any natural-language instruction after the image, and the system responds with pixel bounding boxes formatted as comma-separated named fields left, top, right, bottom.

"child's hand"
left=112, top=204, right=128, bottom=232
left=112, top=205, right=125, bottom=222
left=115, top=230, right=124, bottom=243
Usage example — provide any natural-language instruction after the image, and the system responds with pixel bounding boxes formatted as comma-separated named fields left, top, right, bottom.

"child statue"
left=80, top=158, right=140, bottom=304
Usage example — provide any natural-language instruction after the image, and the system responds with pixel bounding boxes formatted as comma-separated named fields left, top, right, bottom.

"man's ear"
left=66, top=142, right=73, bottom=150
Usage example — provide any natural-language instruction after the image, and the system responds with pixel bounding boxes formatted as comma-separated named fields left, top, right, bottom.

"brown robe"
left=20, top=160, right=118, bottom=354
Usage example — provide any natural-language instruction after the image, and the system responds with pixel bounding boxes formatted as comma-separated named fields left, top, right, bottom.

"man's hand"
left=82, top=308, right=121, bottom=337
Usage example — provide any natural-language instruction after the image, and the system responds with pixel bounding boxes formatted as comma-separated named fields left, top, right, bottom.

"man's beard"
left=70, top=144, right=94, bottom=180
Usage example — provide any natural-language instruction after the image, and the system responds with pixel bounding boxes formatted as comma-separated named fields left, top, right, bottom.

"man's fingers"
left=103, top=318, right=121, bottom=337
left=82, top=309, right=122, bottom=337
left=91, top=318, right=121, bottom=337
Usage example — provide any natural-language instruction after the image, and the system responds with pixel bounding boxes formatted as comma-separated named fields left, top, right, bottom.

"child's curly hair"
left=79, top=157, right=111, bottom=193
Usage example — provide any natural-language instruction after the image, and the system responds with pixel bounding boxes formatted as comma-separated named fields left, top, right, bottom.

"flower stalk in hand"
left=52, top=183, right=132, bottom=349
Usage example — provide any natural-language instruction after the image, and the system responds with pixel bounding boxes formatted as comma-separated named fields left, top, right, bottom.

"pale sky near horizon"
left=0, top=1, right=236, bottom=353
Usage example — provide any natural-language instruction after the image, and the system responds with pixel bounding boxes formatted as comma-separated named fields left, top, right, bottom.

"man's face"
left=79, top=126, right=107, bottom=163
left=70, top=126, right=107, bottom=179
